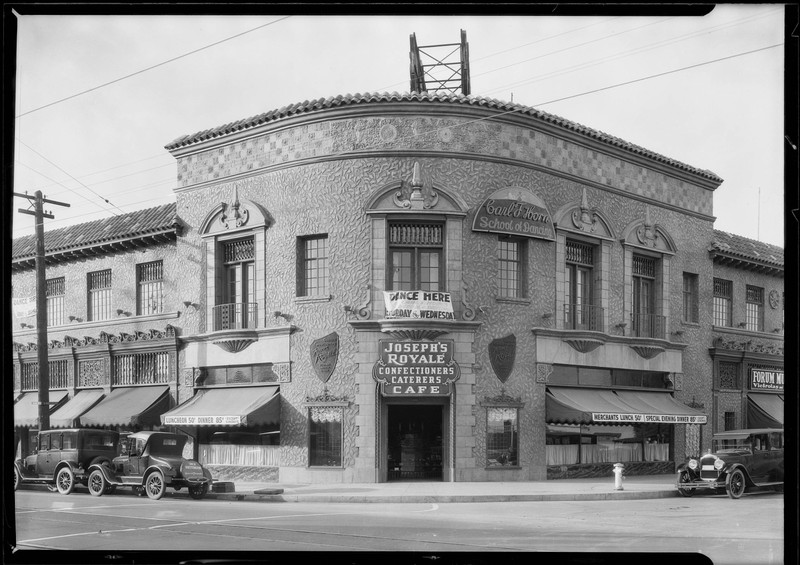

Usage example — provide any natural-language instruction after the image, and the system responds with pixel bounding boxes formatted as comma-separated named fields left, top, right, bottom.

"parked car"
left=86, top=431, right=212, bottom=500
left=676, top=428, right=784, bottom=499
left=13, top=429, right=120, bottom=495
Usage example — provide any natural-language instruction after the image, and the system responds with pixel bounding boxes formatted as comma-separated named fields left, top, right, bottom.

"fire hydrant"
left=613, top=463, right=625, bottom=490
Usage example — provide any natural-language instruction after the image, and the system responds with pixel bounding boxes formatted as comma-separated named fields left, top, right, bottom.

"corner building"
left=162, top=92, right=728, bottom=483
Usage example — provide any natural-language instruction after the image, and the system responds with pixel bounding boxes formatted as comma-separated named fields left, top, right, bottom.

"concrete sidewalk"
left=193, top=473, right=680, bottom=503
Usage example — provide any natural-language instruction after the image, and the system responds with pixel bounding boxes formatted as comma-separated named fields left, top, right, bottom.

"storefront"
left=78, top=385, right=171, bottom=431
left=13, top=391, right=69, bottom=458
left=746, top=368, right=783, bottom=429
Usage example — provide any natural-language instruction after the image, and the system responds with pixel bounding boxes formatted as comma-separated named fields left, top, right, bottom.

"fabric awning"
left=14, top=390, right=69, bottom=428
left=614, top=390, right=707, bottom=424
left=161, top=386, right=280, bottom=427
left=546, top=387, right=707, bottom=425
left=49, top=389, right=105, bottom=428
left=79, top=385, right=170, bottom=427
left=747, top=393, right=783, bottom=428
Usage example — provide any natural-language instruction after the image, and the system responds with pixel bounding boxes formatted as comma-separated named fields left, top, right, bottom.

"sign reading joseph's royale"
left=384, top=291, right=454, bottom=320
left=472, top=187, right=555, bottom=241
left=373, top=340, right=460, bottom=396
left=749, top=368, right=784, bottom=391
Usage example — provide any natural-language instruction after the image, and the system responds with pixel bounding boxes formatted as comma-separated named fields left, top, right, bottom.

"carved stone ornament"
left=629, top=344, right=665, bottom=360
left=220, top=186, right=249, bottom=229
left=535, top=363, right=553, bottom=384
left=488, top=334, right=516, bottom=383
left=768, top=289, right=780, bottom=309
left=393, top=162, right=439, bottom=210
left=635, top=206, right=659, bottom=248
left=571, top=187, right=598, bottom=233
left=311, top=332, right=340, bottom=383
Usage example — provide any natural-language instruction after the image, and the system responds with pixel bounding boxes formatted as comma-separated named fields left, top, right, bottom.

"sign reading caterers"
left=373, top=340, right=461, bottom=396
left=591, top=413, right=707, bottom=424
left=472, top=187, right=555, bottom=241
left=750, top=368, right=784, bottom=391
left=384, top=291, right=454, bottom=320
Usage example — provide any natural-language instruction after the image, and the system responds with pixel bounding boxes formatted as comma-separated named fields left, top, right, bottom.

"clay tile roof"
left=164, top=91, right=723, bottom=183
left=12, top=203, right=178, bottom=267
left=710, top=230, right=784, bottom=274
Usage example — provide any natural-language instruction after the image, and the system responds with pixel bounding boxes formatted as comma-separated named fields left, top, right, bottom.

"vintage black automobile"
left=676, top=428, right=784, bottom=499
left=13, top=429, right=120, bottom=495
left=86, top=431, right=212, bottom=500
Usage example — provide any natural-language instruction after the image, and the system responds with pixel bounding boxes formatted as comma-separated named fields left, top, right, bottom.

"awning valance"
left=546, top=387, right=707, bottom=425
left=79, top=385, right=170, bottom=427
left=14, top=391, right=69, bottom=428
left=161, top=386, right=280, bottom=427
left=50, top=389, right=105, bottom=428
left=747, top=393, right=783, bottom=429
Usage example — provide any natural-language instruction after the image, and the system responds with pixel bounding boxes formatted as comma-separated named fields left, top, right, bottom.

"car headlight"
left=713, top=458, right=725, bottom=470
left=688, top=459, right=698, bottom=470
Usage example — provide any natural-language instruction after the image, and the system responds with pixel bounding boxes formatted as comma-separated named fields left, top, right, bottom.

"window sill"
left=495, top=297, right=531, bottom=306
left=295, top=295, right=332, bottom=304
left=485, top=465, right=521, bottom=470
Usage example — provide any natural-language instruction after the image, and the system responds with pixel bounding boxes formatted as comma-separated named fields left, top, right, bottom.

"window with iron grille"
left=724, top=411, right=736, bottom=431
left=137, top=261, right=163, bottom=316
left=46, top=277, right=65, bottom=327
left=565, top=240, right=597, bottom=330
left=113, top=351, right=170, bottom=385
left=218, top=237, right=255, bottom=330
left=718, top=361, right=739, bottom=389
left=745, top=285, right=764, bottom=332
left=713, top=278, right=732, bottom=327
left=387, top=222, right=444, bottom=291
left=309, top=406, right=343, bottom=467
left=498, top=238, right=526, bottom=299
left=632, top=255, right=658, bottom=337
left=87, top=269, right=112, bottom=321
left=20, top=359, right=70, bottom=391
left=682, top=272, right=699, bottom=323
left=486, top=407, right=519, bottom=467
left=298, top=235, right=329, bottom=297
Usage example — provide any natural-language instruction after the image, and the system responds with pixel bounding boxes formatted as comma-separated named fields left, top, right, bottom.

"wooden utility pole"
left=15, top=190, right=70, bottom=431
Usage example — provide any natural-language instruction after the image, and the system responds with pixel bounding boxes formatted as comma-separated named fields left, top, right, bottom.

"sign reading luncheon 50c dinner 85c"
left=472, top=187, right=555, bottom=241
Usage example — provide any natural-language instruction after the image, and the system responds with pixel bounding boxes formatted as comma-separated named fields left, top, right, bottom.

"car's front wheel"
left=188, top=483, right=208, bottom=500
left=13, top=466, right=20, bottom=491
left=676, top=471, right=695, bottom=497
left=88, top=470, right=107, bottom=497
left=145, top=471, right=166, bottom=500
left=55, top=467, right=75, bottom=495
left=726, top=469, right=746, bottom=499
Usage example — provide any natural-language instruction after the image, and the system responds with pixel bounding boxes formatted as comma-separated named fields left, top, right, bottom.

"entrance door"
left=387, top=405, right=443, bottom=481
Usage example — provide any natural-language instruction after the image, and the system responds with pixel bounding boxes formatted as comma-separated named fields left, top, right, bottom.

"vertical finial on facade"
left=410, top=162, right=424, bottom=205
left=581, top=186, right=590, bottom=209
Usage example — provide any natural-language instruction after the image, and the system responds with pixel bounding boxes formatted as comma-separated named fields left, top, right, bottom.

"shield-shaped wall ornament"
left=310, top=332, right=339, bottom=383
left=488, top=334, right=516, bottom=383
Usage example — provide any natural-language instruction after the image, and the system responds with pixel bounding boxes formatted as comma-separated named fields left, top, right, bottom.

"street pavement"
left=188, top=473, right=681, bottom=503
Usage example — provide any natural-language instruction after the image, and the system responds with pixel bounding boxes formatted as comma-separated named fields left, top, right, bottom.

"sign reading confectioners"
left=373, top=340, right=461, bottom=396
left=472, top=187, right=555, bottom=241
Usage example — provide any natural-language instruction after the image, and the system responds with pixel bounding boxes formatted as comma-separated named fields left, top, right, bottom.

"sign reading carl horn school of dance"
left=472, top=187, right=555, bottom=241
left=373, top=340, right=461, bottom=396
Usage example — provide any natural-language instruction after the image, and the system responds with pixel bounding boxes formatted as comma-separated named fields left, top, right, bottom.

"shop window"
left=631, top=255, right=663, bottom=338
left=745, top=285, right=764, bottom=332
left=87, top=269, right=112, bottom=321
left=682, top=272, right=699, bottom=324
left=215, top=237, right=256, bottom=330
left=297, top=234, right=329, bottom=297
left=724, top=411, right=736, bottom=431
left=486, top=407, right=519, bottom=467
left=137, top=260, right=164, bottom=316
left=497, top=237, right=527, bottom=299
left=46, top=277, right=65, bottom=327
left=565, top=240, right=601, bottom=330
left=309, top=406, right=343, bottom=467
left=387, top=222, right=444, bottom=291
left=550, top=366, right=668, bottom=389
left=545, top=424, right=670, bottom=465
left=713, top=278, right=732, bottom=327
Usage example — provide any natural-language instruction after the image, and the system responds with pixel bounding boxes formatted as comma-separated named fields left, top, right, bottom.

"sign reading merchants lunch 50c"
left=373, top=340, right=461, bottom=396
left=591, top=413, right=707, bottom=424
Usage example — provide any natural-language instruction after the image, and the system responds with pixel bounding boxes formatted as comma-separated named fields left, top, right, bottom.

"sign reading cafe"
left=472, top=187, right=555, bottom=241
left=373, top=340, right=461, bottom=396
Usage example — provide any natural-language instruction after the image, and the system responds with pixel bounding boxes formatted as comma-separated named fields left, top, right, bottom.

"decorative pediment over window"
left=200, top=187, right=273, bottom=235
left=553, top=187, right=615, bottom=240
left=365, top=162, right=469, bottom=216
left=621, top=205, right=677, bottom=254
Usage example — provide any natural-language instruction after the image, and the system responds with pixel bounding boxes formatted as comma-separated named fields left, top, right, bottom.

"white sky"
left=11, top=7, right=786, bottom=247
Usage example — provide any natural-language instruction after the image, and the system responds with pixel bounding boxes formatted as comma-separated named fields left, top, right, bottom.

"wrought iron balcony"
left=213, top=302, right=258, bottom=331
left=563, top=303, right=604, bottom=332
left=630, top=313, right=666, bottom=339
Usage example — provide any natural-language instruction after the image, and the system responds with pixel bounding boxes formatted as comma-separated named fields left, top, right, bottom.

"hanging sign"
left=310, top=332, right=339, bottom=383
left=749, top=369, right=783, bottom=391
left=373, top=339, right=460, bottom=396
left=591, top=413, right=707, bottom=424
left=13, top=296, right=36, bottom=319
left=472, top=187, right=555, bottom=240
left=489, top=334, right=516, bottom=383
left=383, top=290, right=454, bottom=320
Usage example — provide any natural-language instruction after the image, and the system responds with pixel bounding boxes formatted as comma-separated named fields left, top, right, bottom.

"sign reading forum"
left=373, top=340, right=461, bottom=396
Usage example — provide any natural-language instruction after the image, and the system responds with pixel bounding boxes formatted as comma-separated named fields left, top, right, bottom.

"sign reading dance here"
left=383, top=290, right=454, bottom=320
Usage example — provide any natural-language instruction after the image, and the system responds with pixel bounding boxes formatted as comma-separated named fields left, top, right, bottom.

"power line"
left=15, top=16, right=291, bottom=118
